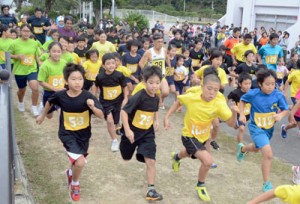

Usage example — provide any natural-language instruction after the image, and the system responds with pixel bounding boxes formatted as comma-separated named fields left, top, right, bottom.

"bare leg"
left=106, top=113, right=117, bottom=140
left=28, top=80, right=39, bottom=106
left=260, top=145, right=273, bottom=183
left=72, top=156, right=86, bottom=182
left=194, top=150, right=213, bottom=182
left=144, top=158, right=156, bottom=185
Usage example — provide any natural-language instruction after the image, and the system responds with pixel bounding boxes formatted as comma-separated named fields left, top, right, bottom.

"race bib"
left=34, top=27, right=43, bottom=34
left=127, top=64, right=138, bottom=73
left=152, top=59, right=165, bottom=74
left=0, top=51, right=5, bottom=61
left=192, top=59, right=200, bottom=67
left=132, top=110, right=155, bottom=129
left=63, top=110, right=89, bottom=131
left=265, top=55, right=277, bottom=64
left=103, top=85, right=122, bottom=100
left=21, top=55, right=34, bottom=66
left=176, top=48, right=182, bottom=54
left=254, top=112, right=276, bottom=129
left=188, top=120, right=211, bottom=142
left=48, top=75, right=64, bottom=88
left=85, top=71, right=98, bottom=81
left=174, top=71, right=185, bottom=81
left=165, top=67, right=174, bottom=76
left=276, top=72, right=284, bottom=79
left=238, top=102, right=251, bottom=116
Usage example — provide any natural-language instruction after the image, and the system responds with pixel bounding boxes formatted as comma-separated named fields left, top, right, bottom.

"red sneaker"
left=65, top=169, right=72, bottom=188
left=70, top=185, right=80, bottom=201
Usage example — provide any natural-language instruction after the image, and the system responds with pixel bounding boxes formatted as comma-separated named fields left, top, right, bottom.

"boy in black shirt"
left=95, top=53, right=128, bottom=152
left=120, top=65, right=163, bottom=201
left=74, top=36, right=88, bottom=64
left=227, top=73, right=252, bottom=145
left=36, top=63, right=104, bottom=202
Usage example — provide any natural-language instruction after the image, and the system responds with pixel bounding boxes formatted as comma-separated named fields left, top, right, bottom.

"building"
left=220, top=0, right=300, bottom=50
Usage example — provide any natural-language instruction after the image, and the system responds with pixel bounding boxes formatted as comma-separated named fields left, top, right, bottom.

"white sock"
left=113, top=139, right=118, bottom=142
left=71, top=180, right=79, bottom=186
left=32, top=105, right=37, bottom=109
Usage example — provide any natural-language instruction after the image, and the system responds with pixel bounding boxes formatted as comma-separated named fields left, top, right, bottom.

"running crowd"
left=0, top=5, right=299, bottom=203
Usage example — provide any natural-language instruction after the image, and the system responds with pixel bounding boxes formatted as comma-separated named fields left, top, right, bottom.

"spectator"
left=58, top=16, right=77, bottom=42
left=205, top=23, right=213, bottom=37
left=279, top=32, right=289, bottom=63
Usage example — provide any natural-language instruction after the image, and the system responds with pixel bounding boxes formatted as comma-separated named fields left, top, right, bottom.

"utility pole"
left=111, top=0, right=115, bottom=20
left=100, top=0, right=103, bottom=19
left=211, top=0, right=214, bottom=10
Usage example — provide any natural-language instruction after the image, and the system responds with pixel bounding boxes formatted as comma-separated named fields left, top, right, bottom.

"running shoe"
left=281, top=124, right=287, bottom=140
left=70, top=185, right=80, bottom=201
left=171, top=152, right=180, bottom=173
left=262, top=181, right=273, bottom=192
left=65, top=169, right=72, bottom=188
left=196, top=186, right=211, bottom=202
left=111, top=139, right=119, bottom=152
left=146, top=189, right=163, bottom=201
left=18, top=102, right=25, bottom=112
left=210, top=140, right=220, bottom=150
left=31, top=105, right=39, bottom=117
left=237, top=143, right=245, bottom=162
left=210, top=163, right=217, bottom=169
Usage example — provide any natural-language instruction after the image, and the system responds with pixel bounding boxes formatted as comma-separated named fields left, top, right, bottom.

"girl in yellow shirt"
left=83, top=49, right=102, bottom=95
left=164, top=68, right=238, bottom=202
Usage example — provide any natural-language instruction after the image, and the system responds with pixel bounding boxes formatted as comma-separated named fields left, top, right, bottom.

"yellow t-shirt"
left=116, top=65, right=132, bottom=77
left=231, top=42, right=257, bottom=62
left=72, top=52, right=81, bottom=65
left=132, top=82, right=160, bottom=96
left=177, top=89, right=232, bottom=143
left=195, top=65, right=228, bottom=86
left=288, top=70, right=300, bottom=97
left=274, top=185, right=300, bottom=204
left=90, top=41, right=116, bottom=59
left=83, top=59, right=102, bottom=81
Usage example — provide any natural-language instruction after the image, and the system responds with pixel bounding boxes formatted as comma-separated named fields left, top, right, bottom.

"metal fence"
left=0, top=52, right=16, bottom=204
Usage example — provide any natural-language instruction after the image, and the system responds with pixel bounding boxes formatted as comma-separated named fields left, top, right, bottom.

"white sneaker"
left=111, top=139, right=119, bottom=152
left=31, top=105, right=39, bottom=117
left=292, top=166, right=300, bottom=184
left=18, top=102, right=25, bottom=112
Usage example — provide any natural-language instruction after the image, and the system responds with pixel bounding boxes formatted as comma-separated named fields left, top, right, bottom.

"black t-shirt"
left=118, top=44, right=129, bottom=55
left=169, top=39, right=184, bottom=48
left=107, top=36, right=120, bottom=47
left=95, top=69, right=127, bottom=105
left=227, top=88, right=250, bottom=117
left=189, top=48, right=204, bottom=68
left=184, top=58, right=192, bottom=74
left=122, top=89, right=159, bottom=140
left=48, top=90, right=103, bottom=139
left=74, top=47, right=88, bottom=58
left=235, top=62, right=256, bottom=75
left=27, top=15, right=51, bottom=44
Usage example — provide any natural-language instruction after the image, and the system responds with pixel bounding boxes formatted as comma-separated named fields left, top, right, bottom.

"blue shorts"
left=174, top=80, right=184, bottom=94
left=125, top=77, right=138, bottom=85
left=165, top=75, right=174, bottom=85
left=248, top=123, right=274, bottom=149
left=15, top=72, right=38, bottom=89
left=184, top=79, right=190, bottom=87
left=42, top=90, right=59, bottom=114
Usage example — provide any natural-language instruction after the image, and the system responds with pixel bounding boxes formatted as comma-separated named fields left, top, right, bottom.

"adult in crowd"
left=27, top=8, right=51, bottom=44
left=279, top=32, right=290, bottom=63
left=58, top=16, right=77, bottom=42
left=0, top=5, right=18, bottom=27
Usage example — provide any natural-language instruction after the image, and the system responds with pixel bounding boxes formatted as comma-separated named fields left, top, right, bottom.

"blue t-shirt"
left=241, top=88, right=288, bottom=129
left=258, top=44, right=283, bottom=71
left=122, top=53, right=141, bottom=76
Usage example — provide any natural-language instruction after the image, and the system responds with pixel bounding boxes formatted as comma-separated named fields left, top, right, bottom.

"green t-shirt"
left=38, top=59, right=66, bottom=91
left=42, top=39, right=54, bottom=52
left=0, top=38, right=13, bottom=64
left=9, top=38, right=39, bottom=75
left=40, top=52, right=73, bottom=64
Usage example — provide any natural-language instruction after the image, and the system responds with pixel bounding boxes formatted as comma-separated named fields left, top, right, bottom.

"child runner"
left=122, top=40, right=142, bottom=93
left=67, top=40, right=81, bottom=65
left=169, top=29, right=184, bottom=54
left=137, top=37, right=150, bottom=57
left=95, top=53, right=128, bottom=152
left=0, top=24, right=13, bottom=69
left=247, top=185, right=300, bottom=204
left=42, top=29, right=59, bottom=52
left=37, top=42, right=66, bottom=118
left=74, top=36, right=88, bottom=64
left=284, top=59, right=300, bottom=104
left=227, top=73, right=252, bottom=143
left=238, top=68, right=289, bottom=192
left=82, top=49, right=101, bottom=95
left=174, top=54, right=188, bottom=112
left=36, top=63, right=104, bottom=201
left=189, top=39, right=204, bottom=72
left=182, top=47, right=192, bottom=91
left=164, top=67, right=238, bottom=202
left=232, top=50, right=256, bottom=84
left=120, top=65, right=163, bottom=201
left=275, top=61, right=288, bottom=91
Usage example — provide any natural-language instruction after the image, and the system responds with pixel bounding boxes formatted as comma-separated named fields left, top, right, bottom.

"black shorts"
left=83, top=79, right=94, bottom=91
left=120, top=134, right=156, bottom=163
left=103, top=103, right=122, bottom=124
left=295, top=115, right=300, bottom=122
left=182, top=136, right=206, bottom=159
left=59, top=134, right=90, bottom=155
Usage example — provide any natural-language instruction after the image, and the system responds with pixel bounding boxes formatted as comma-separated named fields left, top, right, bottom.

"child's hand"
left=18, top=54, right=25, bottom=61
left=230, top=101, right=239, bottom=113
left=125, top=129, right=135, bottom=144
left=273, top=113, right=283, bottom=122
left=164, top=118, right=171, bottom=130
left=86, top=99, right=95, bottom=109
left=239, top=115, right=246, bottom=124
left=122, top=98, right=128, bottom=108
left=36, top=115, right=45, bottom=125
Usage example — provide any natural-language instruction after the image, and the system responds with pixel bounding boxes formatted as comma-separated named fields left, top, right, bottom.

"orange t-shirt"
left=259, top=37, right=269, bottom=46
left=223, top=37, right=240, bottom=56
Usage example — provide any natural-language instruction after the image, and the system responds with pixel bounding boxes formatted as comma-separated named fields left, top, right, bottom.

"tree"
left=124, top=12, right=149, bottom=32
